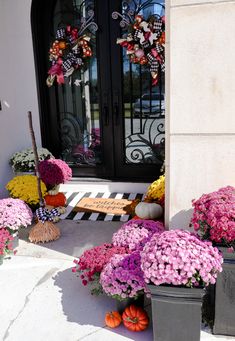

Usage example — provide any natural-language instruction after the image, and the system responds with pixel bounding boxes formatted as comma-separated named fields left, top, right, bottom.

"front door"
left=31, top=0, right=165, bottom=181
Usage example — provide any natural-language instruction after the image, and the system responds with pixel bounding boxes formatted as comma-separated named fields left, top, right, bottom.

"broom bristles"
left=29, top=221, right=60, bottom=244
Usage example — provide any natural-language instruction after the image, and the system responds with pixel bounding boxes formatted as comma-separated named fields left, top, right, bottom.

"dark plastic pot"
left=213, top=247, right=235, bottom=336
left=148, top=285, right=205, bottom=341
left=116, top=294, right=145, bottom=313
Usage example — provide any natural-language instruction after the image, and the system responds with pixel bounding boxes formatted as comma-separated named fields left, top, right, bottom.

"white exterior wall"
left=0, top=0, right=41, bottom=198
left=165, top=0, right=235, bottom=228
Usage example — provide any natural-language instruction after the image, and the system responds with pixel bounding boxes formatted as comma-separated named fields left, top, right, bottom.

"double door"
left=32, top=0, right=165, bottom=181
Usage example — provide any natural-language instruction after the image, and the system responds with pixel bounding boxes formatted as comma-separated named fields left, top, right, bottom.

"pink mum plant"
left=141, top=229, right=223, bottom=287
left=191, top=186, right=235, bottom=246
left=0, top=198, right=33, bottom=233
left=112, top=219, right=164, bottom=251
left=72, top=243, right=129, bottom=295
left=0, top=228, right=14, bottom=258
left=39, top=159, right=72, bottom=186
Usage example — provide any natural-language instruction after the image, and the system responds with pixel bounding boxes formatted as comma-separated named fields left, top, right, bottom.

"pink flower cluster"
left=0, top=198, right=33, bottom=231
left=141, top=229, right=223, bottom=287
left=100, top=251, right=148, bottom=300
left=72, top=243, right=129, bottom=286
left=191, top=186, right=235, bottom=244
left=112, top=219, right=164, bottom=251
left=39, top=159, right=72, bottom=186
left=0, top=228, right=13, bottom=256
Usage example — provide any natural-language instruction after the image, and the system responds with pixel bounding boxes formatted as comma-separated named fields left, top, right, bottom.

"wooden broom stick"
left=28, top=111, right=44, bottom=208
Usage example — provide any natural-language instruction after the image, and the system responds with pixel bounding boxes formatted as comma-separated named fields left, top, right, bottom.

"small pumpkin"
left=135, top=202, right=163, bottom=219
left=105, top=311, right=122, bottom=328
left=44, top=192, right=66, bottom=207
left=122, top=305, right=149, bottom=332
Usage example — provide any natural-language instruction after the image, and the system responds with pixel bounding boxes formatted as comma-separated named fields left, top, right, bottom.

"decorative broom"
left=28, top=111, right=61, bottom=243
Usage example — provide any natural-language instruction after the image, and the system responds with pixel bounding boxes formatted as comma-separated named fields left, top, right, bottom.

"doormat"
left=60, top=192, right=145, bottom=222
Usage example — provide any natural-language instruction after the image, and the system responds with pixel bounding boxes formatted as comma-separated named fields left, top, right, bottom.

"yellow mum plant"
left=145, top=175, right=165, bottom=204
left=6, top=175, right=47, bottom=207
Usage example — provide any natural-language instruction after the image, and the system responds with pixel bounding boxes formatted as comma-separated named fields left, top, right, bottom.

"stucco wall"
left=0, top=0, right=41, bottom=198
left=166, top=0, right=235, bottom=228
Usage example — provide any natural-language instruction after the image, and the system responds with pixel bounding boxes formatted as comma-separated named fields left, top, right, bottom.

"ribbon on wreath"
left=35, top=207, right=61, bottom=223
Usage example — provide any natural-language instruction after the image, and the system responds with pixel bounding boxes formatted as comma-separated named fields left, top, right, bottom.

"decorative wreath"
left=113, top=10, right=165, bottom=86
left=47, top=10, right=98, bottom=87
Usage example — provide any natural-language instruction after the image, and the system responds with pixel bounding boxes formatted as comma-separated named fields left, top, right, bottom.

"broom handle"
left=28, top=111, right=44, bottom=208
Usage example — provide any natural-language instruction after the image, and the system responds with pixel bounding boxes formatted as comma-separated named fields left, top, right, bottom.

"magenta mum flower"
left=141, top=229, right=223, bottom=287
left=0, top=228, right=14, bottom=256
left=39, top=159, right=72, bottom=186
left=191, top=186, right=235, bottom=245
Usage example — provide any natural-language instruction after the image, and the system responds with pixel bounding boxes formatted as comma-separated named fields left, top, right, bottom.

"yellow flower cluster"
left=6, top=175, right=47, bottom=206
left=145, top=175, right=165, bottom=202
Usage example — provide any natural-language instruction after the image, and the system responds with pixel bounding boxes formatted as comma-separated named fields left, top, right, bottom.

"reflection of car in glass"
left=133, top=93, right=165, bottom=117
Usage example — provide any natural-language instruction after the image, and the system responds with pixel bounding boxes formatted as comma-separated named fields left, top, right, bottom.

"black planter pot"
left=116, top=294, right=145, bottom=314
left=148, top=285, right=205, bottom=341
left=213, top=247, right=235, bottom=336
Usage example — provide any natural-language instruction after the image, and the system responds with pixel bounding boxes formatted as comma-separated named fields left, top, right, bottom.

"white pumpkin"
left=135, top=202, right=163, bottom=219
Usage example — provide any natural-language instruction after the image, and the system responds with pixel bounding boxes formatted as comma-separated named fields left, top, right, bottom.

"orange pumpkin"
left=105, top=311, right=122, bottom=328
left=122, top=305, right=149, bottom=332
left=44, top=192, right=66, bottom=207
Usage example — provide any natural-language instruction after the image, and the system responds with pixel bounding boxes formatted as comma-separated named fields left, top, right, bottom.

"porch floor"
left=0, top=220, right=234, bottom=341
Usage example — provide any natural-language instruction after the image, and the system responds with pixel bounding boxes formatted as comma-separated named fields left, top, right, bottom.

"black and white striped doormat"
left=60, top=192, right=145, bottom=222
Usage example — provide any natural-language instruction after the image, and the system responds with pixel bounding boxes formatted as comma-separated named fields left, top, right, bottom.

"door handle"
left=103, top=105, right=109, bottom=126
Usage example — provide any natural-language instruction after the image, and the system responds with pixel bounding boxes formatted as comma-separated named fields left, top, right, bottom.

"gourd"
left=135, top=202, right=163, bottom=219
left=105, top=311, right=122, bottom=328
left=122, top=305, right=149, bottom=332
left=44, top=192, right=66, bottom=207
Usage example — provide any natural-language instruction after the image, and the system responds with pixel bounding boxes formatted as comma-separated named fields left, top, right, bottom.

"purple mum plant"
left=112, top=219, right=164, bottom=251
left=0, top=198, right=33, bottom=233
left=191, top=186, right=235, bottom=247
left=39, top=159, right=72, bottom=187
left=141, top=229, right=223, bottom=287
left=100, top=251, right=149, bottom=300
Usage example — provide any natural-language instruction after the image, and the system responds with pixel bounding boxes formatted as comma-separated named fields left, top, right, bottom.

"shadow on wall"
left=53, top=267, right=152, bottom=340
left=170, top=209, right=194, bottom=230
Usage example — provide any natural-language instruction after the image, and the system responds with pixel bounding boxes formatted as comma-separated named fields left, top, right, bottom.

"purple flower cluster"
left=100, top=251, right=148, bottom=300
left=191, top=186, right=235, bottom=244
left=39, top=159, right=72, bottom=186
left=112, top=219, right=164, bottom=251
left=0, top=198, right=33, bottom=231
left=141, top=229, right=223, bottom=287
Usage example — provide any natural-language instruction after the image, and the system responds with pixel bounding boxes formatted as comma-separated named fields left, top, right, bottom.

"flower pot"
left=148, top=285, right=205, bottom=341
left=14, top=171, right=35, bottom=176
left=213, top=247, right=235, bottom=336
left=0, top=255, right=4, bottom=265
left=116, top=295, right=145, bottom=313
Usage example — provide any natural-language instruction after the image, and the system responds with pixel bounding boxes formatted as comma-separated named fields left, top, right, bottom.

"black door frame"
left=31, top=0, right=164, bottom=182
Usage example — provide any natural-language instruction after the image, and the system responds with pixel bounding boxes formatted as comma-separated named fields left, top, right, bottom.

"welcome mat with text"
left=60, top=192, right=145, bottom=221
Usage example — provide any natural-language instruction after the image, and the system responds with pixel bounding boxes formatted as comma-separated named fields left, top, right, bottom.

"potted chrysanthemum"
left=141, top=229, right=223, bottom=341
left=112, top=219, right=164, bottom=251
left=0, top=198, right=33, bottom=247
left=191, top=186, right=235, bottom=335
left=100, top=251, right=149, bottom=313
left=72, top=243, right=129, bottom=296
left=0, top=228, right=14, bottom=265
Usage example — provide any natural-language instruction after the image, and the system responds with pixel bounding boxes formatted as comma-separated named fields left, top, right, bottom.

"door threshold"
left=60, top=179, right=150, bottom=194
